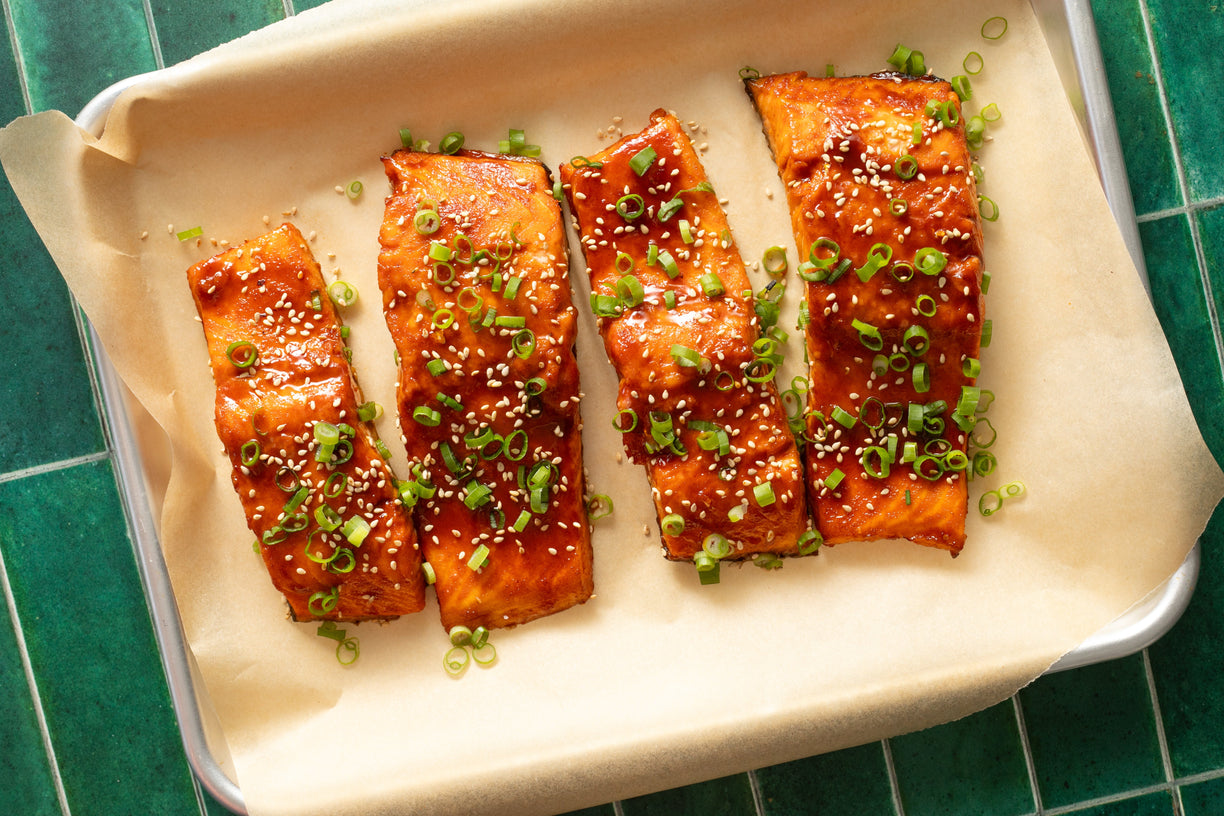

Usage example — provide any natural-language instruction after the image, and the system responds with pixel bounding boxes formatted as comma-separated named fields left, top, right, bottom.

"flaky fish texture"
left=562, top=110, right=809, bottom=563
left=746, top=71, right=986, bottom=555
left=378, top=148, right=594, bottom=630
left=188, top=223, right=427, bottom=621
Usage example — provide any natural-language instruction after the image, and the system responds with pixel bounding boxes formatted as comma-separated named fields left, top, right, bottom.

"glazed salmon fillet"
left=561, top=110, right=809, bottom=568
left=745, top=70, right=986, bottom=554
left=378, top=148, right=594, bottom=631
left=188, top=223, right=427, bottom=621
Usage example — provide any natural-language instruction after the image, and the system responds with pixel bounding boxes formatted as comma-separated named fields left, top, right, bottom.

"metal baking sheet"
left=73, top=0, right=1196, bottom=811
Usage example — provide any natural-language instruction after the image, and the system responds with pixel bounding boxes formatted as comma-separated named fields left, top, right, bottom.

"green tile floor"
left=1, top=1, right=1222, bottom=814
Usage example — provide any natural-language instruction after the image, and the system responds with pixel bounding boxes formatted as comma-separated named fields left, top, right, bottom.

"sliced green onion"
left=240, top=439, right=261, bottom=467
left=414, top=208, right=441, bottom=235
left=307, top=586, right=340, bottom=616
left=590, top=293, right=622, bottom=318
left=613, top=409, right=638, bottom=433
left=629, top=146, right=657, bottom=176
left=587, top=494, right=614, bottom=521
left=467, top=544, right=491, bottom=570
left=916, top=294, right=938, bottom=317
left=890, top=261, right=915, bottom=282
left=615, top=251, right=635, bottom=274
left=413, top=406, right=441, bottom=426
left=914, top=247, right=948, bottom=276
left=912, top=362, right=931, bottom=393
left=823, top=468, right=845, bottom=490
left=903, top=325, right=930, bottom=356
left=699, top=272, right=725, bottom=298
left=981, top=318, right=993, bottom=347
left=907, top=50, right=925, bottom=76
left=763, top=246, right=788, bottom=277
left=340, top=516, right=370, bottom=547
left=670, top=344, right=704, bottom=369
left=463, top=481, right=493, bottom=510
left=512, top=510, right=532, bottom=533
left=978, top=195, right=1000, bottom=222
left=753, top=553, right=783, bottom=570
left=951, top=75, right=973, bottom=101
left=831, top=405, right=857, bottom=429
left=617, top=274, right=645, bottom=307
left=963, top=51, right=984, bottom=75
left=937, top=99, right=961, bottom=127
left=852, top=318, right=883, bottom=351
left=889, top=198, right=909, bottom=216
left=357, top=401, right=382, bottom=422
left=439, top=131, right=465, bottom=154
left=661, top=514, right=685, bottom=536
left=887, top=43, right=912, bottom=71
left=226, top=340, right=258, bottom=369
left=753, top=481, right=776, bottom=507
left=328, top=280, right=358, bottom=307
left=894, top=155, right=919, bottom=180
left=472, top=641, right=496, bottom=665
left=702, top=533, right=732, bottom=559
left=345, top=180, right=363, bottom=200
left=797, top=529, right=823, bottom=555
left=444, top=646, right=470, bottom=675
left=981, top=103, right=1002, bottom=122
left=981, top=16, right=1008, bottom=40
left=855, top=242, right=893, bottom=282
left=963, top=357, right=981, bottom=378
left=427, top=358, right=449, bottom=377
left=512, top=328, right=536, bottom=359
left=616, top=193, right=645, bottom=220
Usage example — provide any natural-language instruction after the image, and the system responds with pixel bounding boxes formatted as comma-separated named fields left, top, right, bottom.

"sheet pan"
left=59, top=0, right=1202, bottom=811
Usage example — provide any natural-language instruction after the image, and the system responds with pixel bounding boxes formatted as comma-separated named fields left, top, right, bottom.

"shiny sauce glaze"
left=188, top=223, right=426, bottom=620
left=378, top=149, right=593, bottom=630
left=561, top=110, right=808, bottom=562
left=747, top=71, right=985, bottom=554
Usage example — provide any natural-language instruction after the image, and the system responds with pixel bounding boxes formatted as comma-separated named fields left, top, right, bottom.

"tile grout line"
left=0, top=545, right=73, bottom=816
left=1011, top=693, right=1046, bottom=815
left=1136, top=195, right=1224, bottom=223
left=880, top=738, right=907, bottom=816
left=0, top=0, right=32, bottom=113
left=1042, top=781, right=1174, bottom=815
left=747, top=769, right=767, bottom=816
left=140, top=0, right=166, bottom=70
left=283, top=0, right=297, bottom=17
left=612, top=800, right=626, bottom=816
left=0, top=451, right=112, bottom=486
left=1141, top=648, right=1183, bottom=816
left=1136, top=0, right=1224, bottom=377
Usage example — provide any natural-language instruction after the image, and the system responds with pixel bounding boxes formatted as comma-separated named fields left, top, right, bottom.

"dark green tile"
left=0, top=177, right=107, bottom=472
left=1148, top=505, right=1224, bottom=777
left=290, top=0, right=333, bottom=12
left=556, top=806, right=616, bottom=816
left=621, top=772, right=756, bottom=816
left=0, top=23, right=26, bottom=124
left=1089, top=0, right=1181, bottom=215
left=8, top=0, right=157, bottom=115
left=0, top=618, right=60, bottom=816
left=1138, top=214, right=1224, bottom=469
left=757, top=742, right=894, bottom=816
left=1018, top=654, right=1163, bottom=810
left=1144, top=0, right=1224, bottom=201
left=0, top=460, right=200, bottom=816
left=1180, top=775, right=1224, bottom=815
left=1068, top=790, right=1176, bottom=816
left=890, top=702, right=1032, bottom=816
left=151, top=0, right=286, bottom=68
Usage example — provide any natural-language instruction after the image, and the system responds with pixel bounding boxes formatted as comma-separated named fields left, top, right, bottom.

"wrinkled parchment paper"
left=3, top=0, right=1222, bottom=813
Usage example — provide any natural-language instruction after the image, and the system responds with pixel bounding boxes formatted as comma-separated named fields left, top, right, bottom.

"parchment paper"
left=3, top=0, right=1221, bottom=814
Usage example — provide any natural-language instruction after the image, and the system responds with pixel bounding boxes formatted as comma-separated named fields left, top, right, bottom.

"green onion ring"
left=226, top=340, right=258, bottom=369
